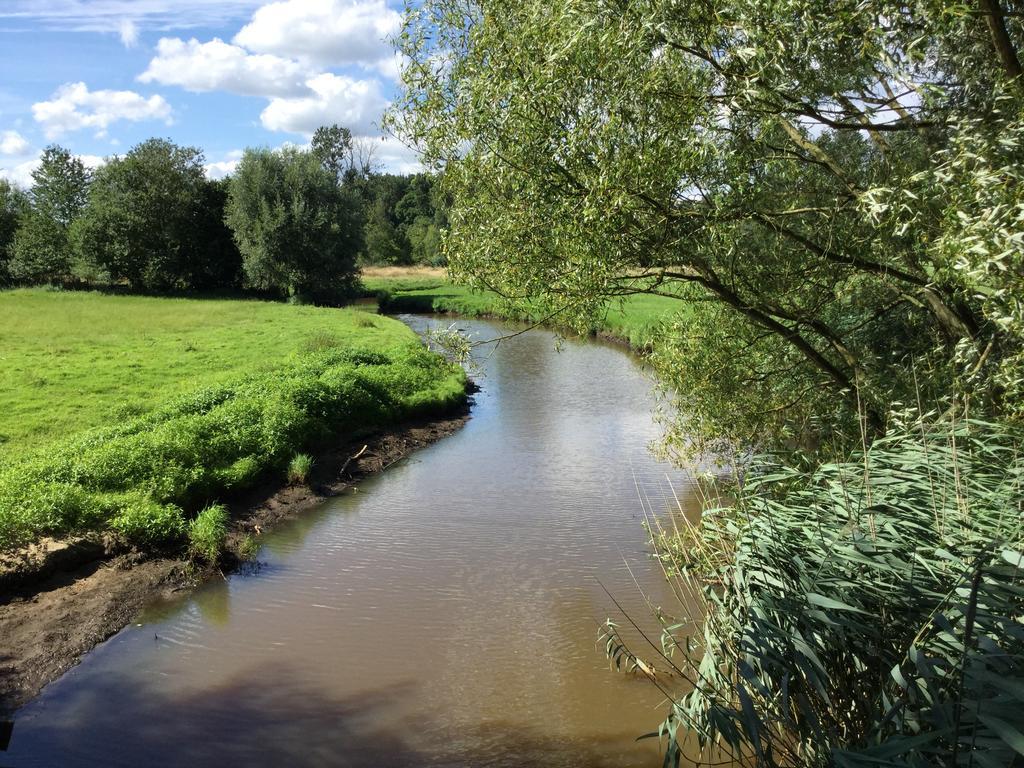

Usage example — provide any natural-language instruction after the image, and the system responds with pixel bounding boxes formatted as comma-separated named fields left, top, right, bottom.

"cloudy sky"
left=0, top=0, right=418, bottom=186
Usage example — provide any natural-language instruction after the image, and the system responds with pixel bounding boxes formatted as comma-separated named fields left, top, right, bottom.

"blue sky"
left=0, top=0, right=418, bottom=186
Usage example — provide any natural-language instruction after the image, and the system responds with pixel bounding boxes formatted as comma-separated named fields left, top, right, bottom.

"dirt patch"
left=0, top=405, right=471, bottom=718
left=360, top=265, right=447, bottom=280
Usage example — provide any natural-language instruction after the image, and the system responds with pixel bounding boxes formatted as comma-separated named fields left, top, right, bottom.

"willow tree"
left=226, top=146, right=363, bottom=303
left=391, top=0, right=1024, bottom=451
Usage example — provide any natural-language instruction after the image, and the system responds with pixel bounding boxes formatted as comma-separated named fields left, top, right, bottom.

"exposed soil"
left=0, top=404, right=471, bottom=718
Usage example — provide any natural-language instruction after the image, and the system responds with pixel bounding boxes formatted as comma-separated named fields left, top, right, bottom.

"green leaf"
left=806, top=592, right=868, bottom=613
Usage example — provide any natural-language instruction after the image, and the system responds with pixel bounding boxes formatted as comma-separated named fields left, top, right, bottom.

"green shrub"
left=188, top=503, right=229, bottom=563
left=286, top=453, right=315, bottom=485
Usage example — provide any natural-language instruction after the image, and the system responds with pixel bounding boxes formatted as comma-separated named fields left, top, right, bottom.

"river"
left=6, top=315, right=703, bottom=767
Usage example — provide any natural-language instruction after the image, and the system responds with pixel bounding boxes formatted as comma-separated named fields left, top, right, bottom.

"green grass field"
left=361, top=269, right=687, bottom=349
left=0, top=290, right=421, bottom=459
left=0, top=289, right=467, bottom=552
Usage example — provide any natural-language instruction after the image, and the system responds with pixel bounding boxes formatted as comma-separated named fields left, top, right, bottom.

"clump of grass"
left=287, top=453, right=315, bottom=484
left=234, top=533, right=259, bottom=560
left=110, top=401, right=147, bottom=421
left=301, top=331, right=341, bottom=354
left=352, top=313, right=377, bottom=328
left=188, top=504, right=229, bottom=564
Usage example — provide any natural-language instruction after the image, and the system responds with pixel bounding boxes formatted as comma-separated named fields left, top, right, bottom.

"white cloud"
left=234, top=0, right=400, bottom=69
left=372, top=135, right=422, bottom=175
left=78, top=154, right=107, bottom=170
left=0, top=2, right=265, bottom=33
left=32, top=82, right=172, bottom=139
left=0, top=129, right=36, bottom=186
left=139, top=37, right=312, bottom=97
left=204, top=149, right=243, bottom=180
left=370, top=52, right=407, bottom=82
left=260, top=72, right=387, bottom=136
left=0, top=159, right=38, bottom=188
left=118, top=18, right=138, bottom=47
left=0, top=130, right=32, bottom=157
left=205, top=160, right=238, bottom=179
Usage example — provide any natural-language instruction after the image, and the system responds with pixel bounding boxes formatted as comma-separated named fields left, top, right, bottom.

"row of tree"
left=0, top=127, right=445, bottom=302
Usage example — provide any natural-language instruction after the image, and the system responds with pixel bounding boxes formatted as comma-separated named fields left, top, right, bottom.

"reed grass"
left=287, top=453, right=315, bottom=484
left=188, top=504, right=229, bottom=564
left=606, top=417, right=1024, bottom=766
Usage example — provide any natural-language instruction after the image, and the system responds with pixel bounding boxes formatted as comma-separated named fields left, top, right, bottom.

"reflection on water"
left=7, top=316, right=704, bottom=767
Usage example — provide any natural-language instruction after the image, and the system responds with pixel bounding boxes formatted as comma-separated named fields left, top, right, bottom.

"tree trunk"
left=979, top=0, right=1023, bottom=80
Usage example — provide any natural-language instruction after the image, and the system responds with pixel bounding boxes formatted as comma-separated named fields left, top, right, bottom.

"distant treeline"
left=0, top=125, right=446, bottom=304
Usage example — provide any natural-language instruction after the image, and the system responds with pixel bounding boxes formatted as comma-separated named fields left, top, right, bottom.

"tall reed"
left=605, top=417, right=1024, bottom=766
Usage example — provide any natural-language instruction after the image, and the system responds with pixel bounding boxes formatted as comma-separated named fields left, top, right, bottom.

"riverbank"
left=0, top=405, right=471, bottom=716
left=0, top=290, right=467, bottom=553
left=0, top=289, right=474, bottom=714
left=360, top=266, right=686, bottom=350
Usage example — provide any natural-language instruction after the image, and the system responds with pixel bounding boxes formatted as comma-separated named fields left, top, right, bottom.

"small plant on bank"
left=287, top=453, right=315, bottom=485
left=187, top=504, right=229, bottom=564
left=234, top=533, right=259, bottom=560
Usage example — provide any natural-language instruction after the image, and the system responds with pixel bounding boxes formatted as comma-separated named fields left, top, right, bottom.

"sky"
left=0, top=0, right=420, bottom=187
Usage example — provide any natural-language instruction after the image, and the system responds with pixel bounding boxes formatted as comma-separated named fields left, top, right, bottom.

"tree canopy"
left=72, top=138, right=230, bottom=290
left=0, top=130, right=443, bottom=294
left=392, top=0, right=1024, bottom=451
left=225, top=146, right=363, bottom=303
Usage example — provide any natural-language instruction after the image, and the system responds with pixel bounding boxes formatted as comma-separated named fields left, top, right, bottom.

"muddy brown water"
left=6, top=316, right=705, bottom=767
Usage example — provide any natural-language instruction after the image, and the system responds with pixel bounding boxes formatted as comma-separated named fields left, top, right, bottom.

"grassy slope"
left=0, top=290, right=416, bottom=459
left=0, top=289, right=467, bottom=550
left=361, top=270, right=686, bottom=349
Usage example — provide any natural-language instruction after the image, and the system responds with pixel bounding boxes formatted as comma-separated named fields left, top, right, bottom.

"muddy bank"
left=0, top=406, right=471, bottom=717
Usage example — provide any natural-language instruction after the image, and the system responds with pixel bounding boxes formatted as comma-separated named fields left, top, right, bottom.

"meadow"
left=0, top=289, right=467, bottom=552
left=361, top=266, right=684, bottom=349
